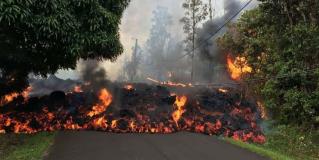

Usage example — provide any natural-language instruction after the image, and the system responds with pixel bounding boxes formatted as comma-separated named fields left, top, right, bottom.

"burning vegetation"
left=227, top=54, right=252, bottom=80
left=0, top=83, right=266, bottom=144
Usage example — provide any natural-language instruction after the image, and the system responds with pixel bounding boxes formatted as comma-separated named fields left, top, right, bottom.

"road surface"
left=44, top=131, right=269, bottom=160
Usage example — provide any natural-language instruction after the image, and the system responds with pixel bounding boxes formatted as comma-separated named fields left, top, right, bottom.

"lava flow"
left=0, top=87, right=32, bottom=106
left=0, top=84, right=266, bottom=144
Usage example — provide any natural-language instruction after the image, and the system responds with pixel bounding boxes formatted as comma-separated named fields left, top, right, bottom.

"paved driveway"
left=44, top=131, right=269, bottom=160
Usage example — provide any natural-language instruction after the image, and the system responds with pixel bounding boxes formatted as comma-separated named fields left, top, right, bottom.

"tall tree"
left=144, top=6, right=172, bottom=80
left=181, top=0, right=208, bottom=81
left=0, top=0, right=130, bottom=97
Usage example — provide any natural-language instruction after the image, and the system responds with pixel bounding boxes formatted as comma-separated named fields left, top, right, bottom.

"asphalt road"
left=44, top=131, right=269, bottom=160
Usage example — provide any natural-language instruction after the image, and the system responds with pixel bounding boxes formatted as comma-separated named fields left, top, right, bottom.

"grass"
left=225, top=138, right=293, bottom=160
left=0, top=132, right=55, bottom=160
left=224, top=125, right=319, bottom=160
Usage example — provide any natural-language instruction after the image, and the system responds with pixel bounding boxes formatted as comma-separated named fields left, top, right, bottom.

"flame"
left=129, top=121, right=136, bottom=131
left=73, top=85, right=83, bottom=93
left=87, top=88, right=113, bottom=117
left=172, top=96, right=187, bottom=126
left=124, top=84, right=134, bottom=91
left=218, top=88, right=228, bottom=93
left=0, top=93, right=19, bottom=106
left=227, top=54, right=252, bottom=80
left=92, top=116, right=108, bottom=129
left=111, top=120, right=117, bottom=129
left=147, top=77, right=192, bottom=88
left=257, top=101, right=267, bottom=119
left=0, top=87, right=32, bottom=106
left=22, top=86, right=32, bottom=99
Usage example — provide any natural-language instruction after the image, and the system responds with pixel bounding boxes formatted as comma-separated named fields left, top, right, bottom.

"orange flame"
left=172, top=96, right=187, bottom=126
left=257, top=101, right=267, bottom=119
left=227, top=54, right=252, bottom=80
left=73, top=85, right=83, bottom=93
left=0, top=93, right=19, bottom=106
left=111, top=120, right=118, bottom=129
left=147, top=77, right=192, bottom=88
left=124, top=85, right=134, bottom=91
left=92, top=116, right=108, bottom=129
left=0, top=87, right=32, bottom=106
left=87, top=88, right=113, bottom=117
left=218, top=88, right=228, bottom=93
left=22, top=86, right=32, bottom=99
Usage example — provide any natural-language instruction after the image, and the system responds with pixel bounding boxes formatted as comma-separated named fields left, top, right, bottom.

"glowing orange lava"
left=0, top=87, right=32, bottom=106
left=227, top=54, right=252, bottom=80
left=0, top=93, right=19, bottom=106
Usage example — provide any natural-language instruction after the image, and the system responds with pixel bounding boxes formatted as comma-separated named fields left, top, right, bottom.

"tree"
left=0, top=0, right=130, bottom=97
left=218, top=1, right=319, bottom=128
left=143, top=6, right=172, bottom=81
left=180, top=0, right=208, bottom=81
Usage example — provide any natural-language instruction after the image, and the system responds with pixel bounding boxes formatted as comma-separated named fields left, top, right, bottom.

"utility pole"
left=191, top=0, right=195, bottom=82
left=127, top=39, right=139, bottom=82
left=133, top=39, right=138, bottom=62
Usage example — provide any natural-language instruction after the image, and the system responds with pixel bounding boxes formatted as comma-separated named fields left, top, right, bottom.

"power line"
left=175, top=0, right=254, bottom=61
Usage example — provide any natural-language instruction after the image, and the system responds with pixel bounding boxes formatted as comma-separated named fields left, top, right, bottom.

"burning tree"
left=0, top=0, right=130, bottom=97
left=180, top=0, right=208, bottom=81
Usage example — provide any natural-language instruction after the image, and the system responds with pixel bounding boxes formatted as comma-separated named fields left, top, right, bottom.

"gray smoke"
left=194, top=0, right=249, bottom=83
left=80, top=60, right=111, bottom=91
left=117, top=0, right=259, bottom=84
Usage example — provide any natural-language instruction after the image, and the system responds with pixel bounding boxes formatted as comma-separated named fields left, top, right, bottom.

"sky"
left=56, top=0, right=259, bottom=81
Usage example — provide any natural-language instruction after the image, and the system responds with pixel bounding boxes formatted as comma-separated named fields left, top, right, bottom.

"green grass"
left=0, top=132, right=55, bottom=160
left=223, top=125, right=319, bottom=160
left=225, top=138, right=293, bottom=160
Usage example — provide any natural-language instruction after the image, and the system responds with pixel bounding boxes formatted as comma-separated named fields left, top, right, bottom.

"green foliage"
left=0, top=0, right=130, bottom=96
left=264, top=125, right=319, bottom=160
left=218, top=0, right=319, bottom=129
left=181, top=0, right=208, bottom=53
left=225, top=125, right=319, bottom=160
